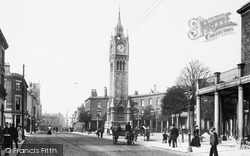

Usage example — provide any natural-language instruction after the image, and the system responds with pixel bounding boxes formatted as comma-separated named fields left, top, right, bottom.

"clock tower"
left=107, top=9, right=130, bottom=128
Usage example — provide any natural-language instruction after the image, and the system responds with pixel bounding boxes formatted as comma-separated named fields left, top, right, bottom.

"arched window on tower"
left=116, top=61, right=119, bottom=70
left=120, top=61, right=122, bottom=70
left=122, top=61, right=125, bottom=71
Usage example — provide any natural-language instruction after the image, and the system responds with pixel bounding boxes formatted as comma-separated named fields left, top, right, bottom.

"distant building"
left=85, top=89, right=108, bottom=131
left=0, top=29, right=8, bottom=127
left=4, top=64, right=28, bottom=127
left=40, top=113, right=65, bottom=131
left=27, top=82, right=42, bottom=132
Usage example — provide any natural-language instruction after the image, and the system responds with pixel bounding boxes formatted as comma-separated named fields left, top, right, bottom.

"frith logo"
left=188, top=13, right=237, bottom=41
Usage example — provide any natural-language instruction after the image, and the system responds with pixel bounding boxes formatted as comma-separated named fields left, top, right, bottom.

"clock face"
left=117, top=44, right=125, bottom=53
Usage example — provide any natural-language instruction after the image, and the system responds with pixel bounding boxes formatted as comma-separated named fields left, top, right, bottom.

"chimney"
left=104, top=87, right=107, bottom=97
left=134, top=90, right=138, bottom=95
left=91, top=89, right=97, bottom=97
left=4, top=63, right=10, bottom=75
left=154, top=84, right=156, bottom=93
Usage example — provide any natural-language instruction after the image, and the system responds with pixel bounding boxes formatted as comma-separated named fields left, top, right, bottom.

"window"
left=141, top=99, right=145, bottom=107
left=157, top=97, right=160, bottom=105
left=149, top=98, right=152, bottom=105
left=15, top=96, right=21, bottom=110
left=16, top=115, right=20, bottom=127
left=106, top=101, right=109, bottom=109
left=97, top=101, right=101, bottom=110
left=16, top=82, right=21, bottom=91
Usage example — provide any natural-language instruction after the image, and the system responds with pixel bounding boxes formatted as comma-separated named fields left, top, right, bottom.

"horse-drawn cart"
left=112, top=130, right=134, bottom=145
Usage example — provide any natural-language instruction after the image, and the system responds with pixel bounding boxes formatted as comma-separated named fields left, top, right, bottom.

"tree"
left=161, top=86, right=187, bottom=139
left=176, top=59, right=212, bottom=91
left=176, top=60, right=213, bottom=134
left=78, top=111, right=91, bottom=123
left=201, top=96, right=214, bottom=121
left=130, top=100, right=140, bottom=121
left=142, top=105, right=155, bottom=120
left=161, top=86, right=188, bottom=115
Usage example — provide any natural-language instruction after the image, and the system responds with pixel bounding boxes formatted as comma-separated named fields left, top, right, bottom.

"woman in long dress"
left=192, top=125, right=201, bottom=147
left=17, top=126, right=22, bottom=142
left=47, top=125, right=52, bottom=135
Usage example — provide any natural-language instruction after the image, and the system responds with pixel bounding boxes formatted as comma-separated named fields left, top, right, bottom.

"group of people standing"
left=162, top=124, right=219, bottom=156
left=162, top=124, right=179, bottom=148
left=162, top=124, right=201, bottom=148
left=0, top=122, right=24, bottom=156
left=96, top=127, right=104, bottom=138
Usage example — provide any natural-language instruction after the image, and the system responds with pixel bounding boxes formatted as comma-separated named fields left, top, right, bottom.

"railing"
left=199, top=76, right=215, bottom=89
left=199, top=63, right=250, bottom=89
left=220, top=67, right=238, bottom=83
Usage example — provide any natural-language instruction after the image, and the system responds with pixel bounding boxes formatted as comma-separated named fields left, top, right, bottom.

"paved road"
left=16, top=132, right=185, bottom=156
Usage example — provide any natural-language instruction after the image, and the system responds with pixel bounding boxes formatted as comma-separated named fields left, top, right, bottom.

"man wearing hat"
left=209, top=127, right=219, bottom=156
left=3, top=122, right=13, bottom=156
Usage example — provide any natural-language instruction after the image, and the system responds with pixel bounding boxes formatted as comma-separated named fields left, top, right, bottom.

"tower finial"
left=117, top=6, right=122, bottom=27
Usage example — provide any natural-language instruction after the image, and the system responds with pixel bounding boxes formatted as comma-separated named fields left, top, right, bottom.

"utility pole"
left=22, top=64, right=25, bottom=140
left=66, top=109, right=68, bottom=131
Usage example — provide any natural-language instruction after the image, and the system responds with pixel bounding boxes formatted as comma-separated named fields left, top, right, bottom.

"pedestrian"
left=3, top=122, right=13, bottom=156
left=96, top=128, right=100, bottom=137
left=162, top=131, right=168, bottom=143
left=10, top=124, right=18, bottom=149
left=107, top=128, right=110, bottom=135
left=191, top=125, right=201, bottom=147
left=0, top=126, right=3, bottom=152
left=17, top=126, right=22, bottom=142
left=170, top=124, right=179, bottom=148
left=209, top=127, right=219, bottom=156
left=125, top=122, right=132, bottom=139
left=100, top=127, right=104, bottom=138
left=47, top=125, right=52, bottom=135
left=168, top=125, right=172, bottom=146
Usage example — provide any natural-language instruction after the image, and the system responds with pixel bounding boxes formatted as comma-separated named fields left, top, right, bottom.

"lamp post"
left=133, top=110, right=138, bottom=128
left=150, top=110, right=155, bottom=132
left=87, top=111, right=90, bottom=131
left=97, top=108, right=101, bottom=129
left=185, top=89, right=193, bottom=152
left=141, top=109, right=145, bottom=125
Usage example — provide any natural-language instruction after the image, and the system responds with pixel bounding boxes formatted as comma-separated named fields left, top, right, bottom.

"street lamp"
left=87, top=111, right=91, bottom=131
left=185, top=89, right=193, bottom=152
left=150, top=110, right=155, bottom=132
left=133, top=110, right=138, bottom=128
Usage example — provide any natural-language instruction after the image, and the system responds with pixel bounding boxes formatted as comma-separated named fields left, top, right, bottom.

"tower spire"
left=117, top=6, right=122, bottom=27
left=115, top=6, right=124, bottom=36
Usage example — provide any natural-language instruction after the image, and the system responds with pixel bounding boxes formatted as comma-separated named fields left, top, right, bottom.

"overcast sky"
left=0, top=0, right=248, bottom=117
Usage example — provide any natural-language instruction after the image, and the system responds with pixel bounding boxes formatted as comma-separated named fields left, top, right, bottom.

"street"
left=16, top=132, right=184, bottom=156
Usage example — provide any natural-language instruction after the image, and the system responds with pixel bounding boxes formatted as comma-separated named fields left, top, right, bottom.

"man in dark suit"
left=170, top=124, right=179, bottom=148
left=209, top=127, right=219, bottom=156
left=3, top=122, right=13, bottom=156
left=10, top=124, right=18, bottom=149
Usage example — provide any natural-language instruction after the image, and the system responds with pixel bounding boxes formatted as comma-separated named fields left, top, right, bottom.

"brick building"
left=0, top=29, right=8, bottom=127
left=4, top=63, right=28, bottom=127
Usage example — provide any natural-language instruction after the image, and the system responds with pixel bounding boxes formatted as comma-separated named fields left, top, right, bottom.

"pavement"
left=73, top=131, right=250, bottom=156
left=2, top=131, right=249, bottom=156
left=0, top=133, right=31, bottom=156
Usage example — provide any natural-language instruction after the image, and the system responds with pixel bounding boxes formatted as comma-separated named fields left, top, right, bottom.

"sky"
left=0, top=0, right=249, bottom=117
